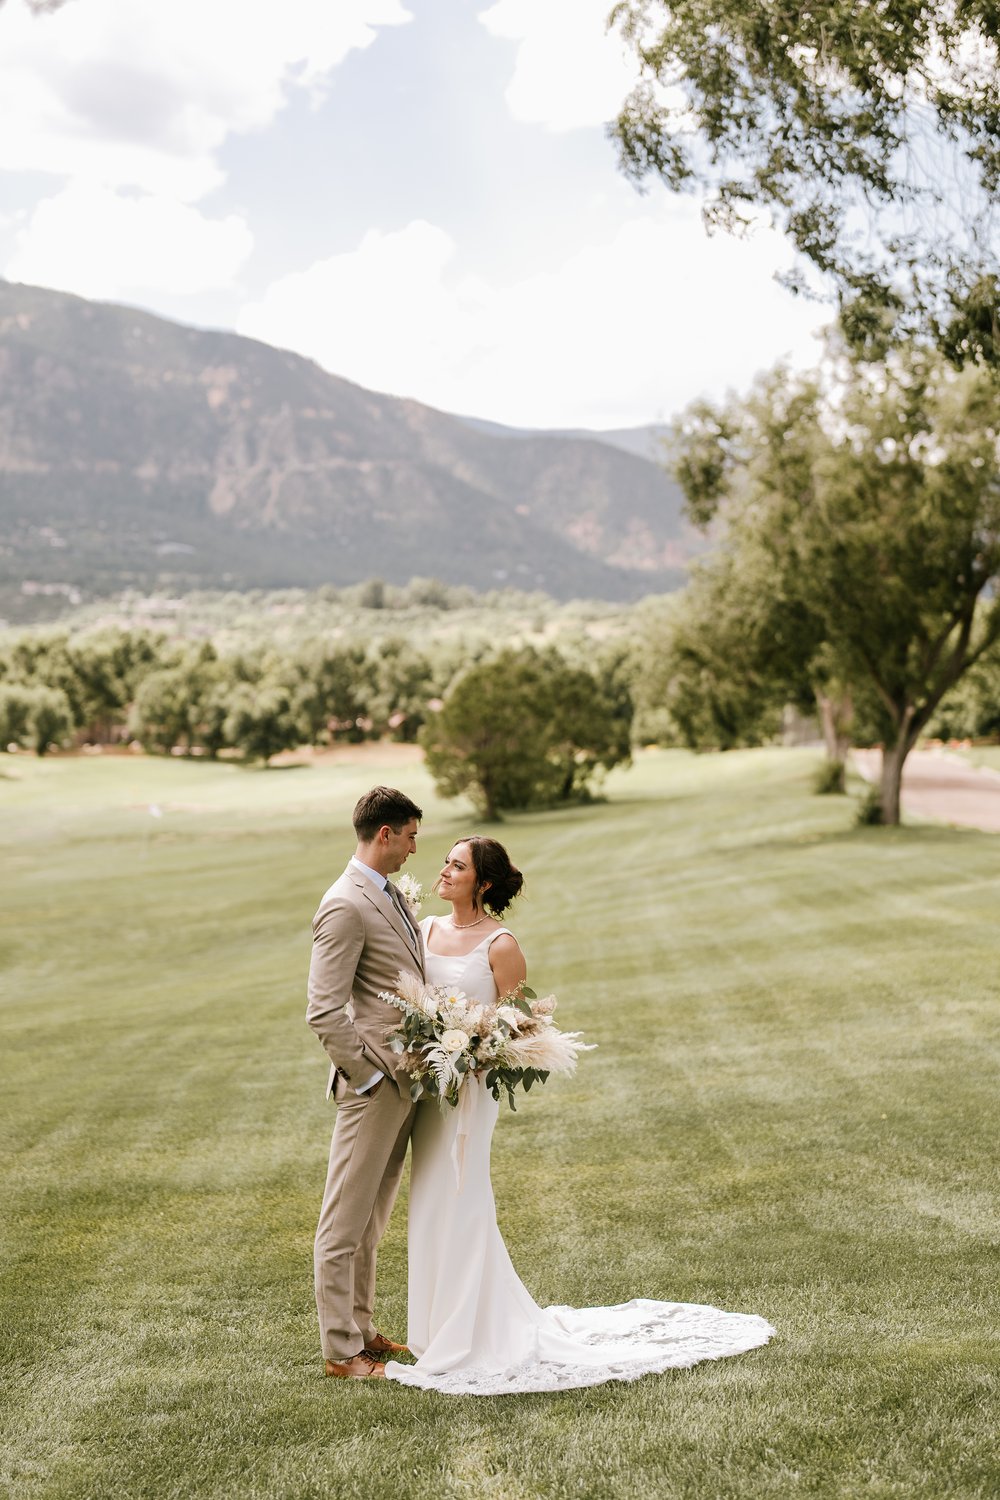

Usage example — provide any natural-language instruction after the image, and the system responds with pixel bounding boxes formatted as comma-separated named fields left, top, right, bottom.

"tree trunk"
left=879, top=726, right=916, bottom=826
left=816, top=688, right=853, bottom=757
left=478, top=776, right=500, bottom=822
left=814, top=687, right=854, bottom=794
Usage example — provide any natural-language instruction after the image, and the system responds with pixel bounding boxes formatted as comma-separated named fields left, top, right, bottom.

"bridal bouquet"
left=380, top=970, right=594, bottom=1110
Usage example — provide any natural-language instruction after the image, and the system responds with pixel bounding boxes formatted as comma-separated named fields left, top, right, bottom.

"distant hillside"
left=0, top=281, right=697, bottom=623
left=459, top=414, right=671, bottom=463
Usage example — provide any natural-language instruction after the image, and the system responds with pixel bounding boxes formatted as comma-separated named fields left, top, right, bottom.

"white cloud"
left=238, top=221, right=468, bottom=394
left=6, top=185, right=254, bottom=300
left=0, top=0, right=412, bottom=200
left=236, top=206, right=829, bottom=428
left=479, top=0, right=635, bottom=131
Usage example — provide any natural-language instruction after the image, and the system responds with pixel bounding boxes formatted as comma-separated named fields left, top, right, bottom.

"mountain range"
left=0, top=280, right=697, bottom=624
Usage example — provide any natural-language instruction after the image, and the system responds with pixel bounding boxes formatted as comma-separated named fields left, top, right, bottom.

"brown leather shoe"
left=324, top=1350, right=386, bottom=1379
left=364, top=1331, right=410, bottom=1357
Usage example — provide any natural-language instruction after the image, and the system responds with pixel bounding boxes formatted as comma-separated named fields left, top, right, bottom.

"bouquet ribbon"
left=449, top=1079, right=478, bottom=1191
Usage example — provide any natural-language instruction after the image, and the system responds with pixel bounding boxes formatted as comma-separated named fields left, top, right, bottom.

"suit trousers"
left=314, top=1080, right=416, bottom=1360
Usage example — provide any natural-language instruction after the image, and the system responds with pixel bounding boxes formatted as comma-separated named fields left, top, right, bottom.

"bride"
left=384, top=836, right=774, bottom=1395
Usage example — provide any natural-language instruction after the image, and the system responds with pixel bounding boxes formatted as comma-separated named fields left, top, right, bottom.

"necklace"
left=450, top=912, right=488, bottom=929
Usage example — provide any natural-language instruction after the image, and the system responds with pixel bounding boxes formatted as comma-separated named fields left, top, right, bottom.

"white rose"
left=440, top=1028, right=470, bottom=1054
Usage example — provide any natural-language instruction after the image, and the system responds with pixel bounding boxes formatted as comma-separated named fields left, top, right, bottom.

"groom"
left=306, top=785, right=424, bottom=1379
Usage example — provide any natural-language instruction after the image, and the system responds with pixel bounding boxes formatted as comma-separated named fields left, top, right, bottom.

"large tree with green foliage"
left=222, top=680, right=300, bottom=766
left=929, top=643, right=1000, bottom=739
left=672, top=344, right=1000, bottom=823
left=612, top=1, right=1000, bottom=362
left=643, top=546, right=800, bottom=753
left=421, top=647, right=632, bottom=820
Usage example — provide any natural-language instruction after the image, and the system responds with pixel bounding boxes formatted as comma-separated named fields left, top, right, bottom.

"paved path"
left=852, top=748, right=1000, bottom=832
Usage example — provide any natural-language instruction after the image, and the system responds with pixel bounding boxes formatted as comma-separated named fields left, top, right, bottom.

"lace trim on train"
left=384, top=1301, right=775, bottom=1397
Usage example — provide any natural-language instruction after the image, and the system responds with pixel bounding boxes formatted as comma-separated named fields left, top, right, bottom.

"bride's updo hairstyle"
left=462, top=836, right=524, bottom=917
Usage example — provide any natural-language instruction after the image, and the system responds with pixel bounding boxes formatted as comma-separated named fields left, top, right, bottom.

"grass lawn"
left=1, top=746, right=997, bottom=1500
left=958, top=745, right=1000, bottom=775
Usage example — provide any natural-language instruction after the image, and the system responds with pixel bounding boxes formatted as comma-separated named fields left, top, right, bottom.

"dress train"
left=384, top=921, right=774, bottom=1396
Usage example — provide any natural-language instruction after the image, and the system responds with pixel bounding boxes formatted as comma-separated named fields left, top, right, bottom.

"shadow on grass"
left=756, top=818, right=995, bottom=855
left=384, top=1355, right=747, bottom=1409
left=234, top=761, right=314, bottom=774
left=455, top=793, right=696, bottom=829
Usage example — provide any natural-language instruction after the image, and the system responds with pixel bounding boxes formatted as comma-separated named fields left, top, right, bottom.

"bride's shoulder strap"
left=484, top=926, right=515, bottom=948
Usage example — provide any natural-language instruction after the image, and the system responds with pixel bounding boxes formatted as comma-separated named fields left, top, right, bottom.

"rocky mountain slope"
left=0, top=281, right=695, bottom=622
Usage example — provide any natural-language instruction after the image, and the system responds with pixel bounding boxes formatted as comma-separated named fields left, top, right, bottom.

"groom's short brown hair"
left=352, top=786, right=423, bottom=842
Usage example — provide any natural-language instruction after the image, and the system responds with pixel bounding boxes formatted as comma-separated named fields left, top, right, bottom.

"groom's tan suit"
left=307, top=866, right=424, bottom=1361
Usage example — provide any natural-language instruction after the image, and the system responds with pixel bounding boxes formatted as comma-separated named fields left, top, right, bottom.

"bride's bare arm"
left=489, top=933, right=527, bottom=997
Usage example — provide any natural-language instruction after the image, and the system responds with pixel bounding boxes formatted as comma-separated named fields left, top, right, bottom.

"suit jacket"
left=306, top=866, right=425, bottom=1099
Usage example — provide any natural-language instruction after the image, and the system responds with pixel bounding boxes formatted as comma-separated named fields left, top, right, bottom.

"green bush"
left=420, top=646, right=632, bottom=819
left=855, top=785, right=884, bottom=825
left=813, top=757, right=847, bottom=795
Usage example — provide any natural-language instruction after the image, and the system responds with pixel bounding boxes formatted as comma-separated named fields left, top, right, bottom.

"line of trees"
left=5, top=553, right=1000, bottom=824
left=0, top=628, right=440, bottom=759
left=0, top=623, right=635, bottom=815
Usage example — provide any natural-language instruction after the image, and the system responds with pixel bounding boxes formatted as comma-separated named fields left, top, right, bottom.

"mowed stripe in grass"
left=1, top=747, right=998, bottom=1500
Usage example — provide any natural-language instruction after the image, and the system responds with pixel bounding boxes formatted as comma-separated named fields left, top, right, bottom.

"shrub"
left=813, top=757, right=847, bottom=795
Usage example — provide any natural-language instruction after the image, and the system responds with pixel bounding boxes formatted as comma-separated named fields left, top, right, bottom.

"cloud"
left=238, top=221, right=467, bottom=395
left=479, top=0, right=635, bottom=131
left=0, top=0, right=412, bottom=200
left=6, top=185, right=254, bottom=299
left=236, top=205, right=829, bottom=428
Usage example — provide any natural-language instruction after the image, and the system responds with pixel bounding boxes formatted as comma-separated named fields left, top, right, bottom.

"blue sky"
left=0, top=0, right=830, bottom=427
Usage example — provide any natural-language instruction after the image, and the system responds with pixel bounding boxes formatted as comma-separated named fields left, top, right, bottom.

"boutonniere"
left=395, top=873, right=423, bottom=916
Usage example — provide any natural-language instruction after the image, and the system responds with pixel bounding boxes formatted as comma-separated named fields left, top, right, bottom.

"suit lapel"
left=351, top=871, right=420, bottom=962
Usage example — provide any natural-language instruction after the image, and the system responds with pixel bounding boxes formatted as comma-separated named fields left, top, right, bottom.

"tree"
left=0, top=682, right=71, bottom=754
left=640, top=529, right=868, bottom=786
left=64, top=629, right=164, bottom=743
left=26, top=685, right=72, bottom=755
left=543, top=646, right=634, bottom=800
left=128, top=645, right=227, bottom=755
left=0, top=684, right=34, bottom=750
left=672, top=343, right=1000, bottom=823
left=611, top=2, right=1000, bottom=363
left=643, top=549, right=795, bottom=753
left=929, top=633, right=1000, bottom=739
left=0, top=632, right=84, bottom=737
left=420, top=648, right=631, bottom=819
left=367, top=638, right=435, bottom=742
left=291, top=644, right=374, bottom=744
left=223, top=681, right=300, bottom=765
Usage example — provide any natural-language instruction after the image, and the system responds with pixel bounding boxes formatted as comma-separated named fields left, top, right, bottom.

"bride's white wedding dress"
left=384, top=919, right=774, bottom=1396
